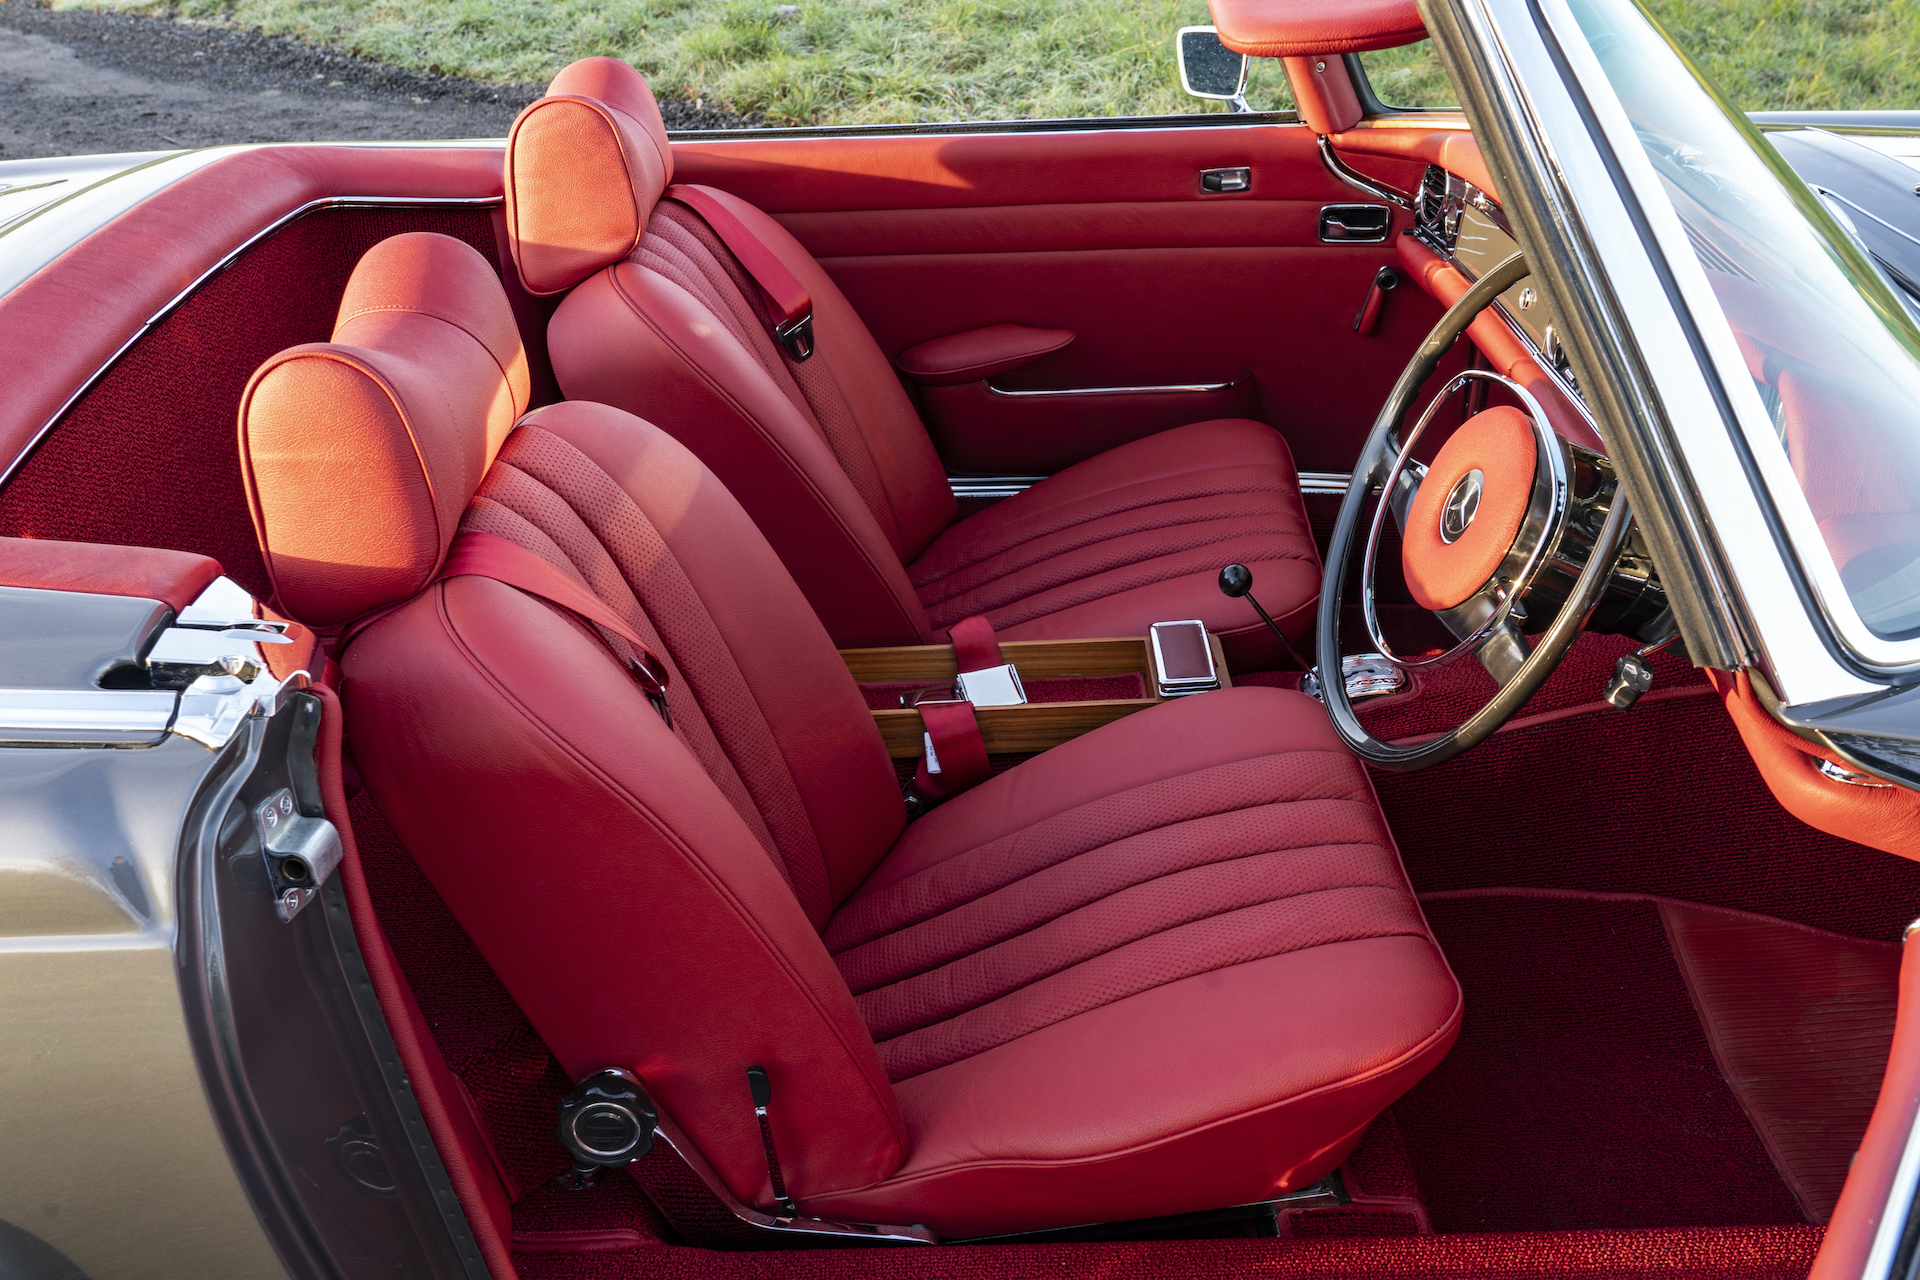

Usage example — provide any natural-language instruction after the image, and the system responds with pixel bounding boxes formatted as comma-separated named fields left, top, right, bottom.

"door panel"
left=673, top=124, right=1441, bottom=475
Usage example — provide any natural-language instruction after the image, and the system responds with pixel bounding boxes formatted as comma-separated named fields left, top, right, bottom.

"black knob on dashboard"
left=1218, top=564, right=1253, bottom=599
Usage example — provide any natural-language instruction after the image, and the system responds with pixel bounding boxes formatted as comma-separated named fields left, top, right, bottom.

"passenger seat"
left=501, top=58, right=1321, bottom=663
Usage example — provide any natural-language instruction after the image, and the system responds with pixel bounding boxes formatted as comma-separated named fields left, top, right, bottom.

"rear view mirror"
left=1176, top=26, right=1250, bottom=112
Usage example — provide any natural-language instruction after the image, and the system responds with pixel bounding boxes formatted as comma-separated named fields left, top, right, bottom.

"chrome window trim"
left=0, top=187, right=504, bottom=491
left=1522, top=0, right=1902, bottom=688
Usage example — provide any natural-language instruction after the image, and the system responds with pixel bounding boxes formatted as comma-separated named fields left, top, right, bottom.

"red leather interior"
left=1211, top=0, right=1427, bottom=56
left=0, top=146, right=501, bottom=489
left=1401, top=405, right=1536, bottom=611
left=1709, top=670, right=1920, bottom=861
left=909, top=419, right=1322, bottom=665
left=505, top=57, right=675, bottom=296
left=811, top=688, right=1460, bottom=1237
left=239, top=232, right=529, bottom=626
left=0, top=535, right=219, bottom=612
left=897, top=325, right=1076, bottom=387
left=669, top=124, right=1439, bottom=475
left=1332, top=121, right=1500, bottom=204
left=511, top=60, right=1341, bottom=653
left=1284, top=55, right=1365, bottom=136
left=252, top=231, right=1457, bottom=1238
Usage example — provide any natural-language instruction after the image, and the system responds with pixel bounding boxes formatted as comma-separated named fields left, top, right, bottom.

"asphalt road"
left=0, top=1, right=756, bottom=161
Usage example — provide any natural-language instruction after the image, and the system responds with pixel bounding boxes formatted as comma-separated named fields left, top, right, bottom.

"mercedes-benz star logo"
left=1440, top=469, right=1484, bottom=544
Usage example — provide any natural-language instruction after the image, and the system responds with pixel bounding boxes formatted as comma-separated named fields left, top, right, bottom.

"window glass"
left=1357, top=40, right=1461, bottom=110
left=1569, top=0, right=1920, bottom=642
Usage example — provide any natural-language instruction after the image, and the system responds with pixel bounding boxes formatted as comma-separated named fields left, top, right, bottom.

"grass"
left=58, top=0, right=1920, bottom=124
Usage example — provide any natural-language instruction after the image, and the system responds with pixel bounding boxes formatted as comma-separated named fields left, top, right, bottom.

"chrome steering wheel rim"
left=1314, top=251, right=1634, bottom=772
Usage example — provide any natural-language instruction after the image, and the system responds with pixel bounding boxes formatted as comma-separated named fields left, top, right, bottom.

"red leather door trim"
left=670, top=125, right=1437, bottom=473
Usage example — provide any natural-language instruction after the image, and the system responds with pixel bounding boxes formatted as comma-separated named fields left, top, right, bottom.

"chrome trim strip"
left=0, top=192, right=503, bottom=490
left=664, top=112, right=1299, bottom=143
left=1317, top=135, right=1416, bottom=210
left=1297, top=470, right=1355, bottom=496
left=949, top=474, right=1047, bottom=498
left=0, top=689, right=176, bottom=738
left=987, top=380, right=1234, bottom=398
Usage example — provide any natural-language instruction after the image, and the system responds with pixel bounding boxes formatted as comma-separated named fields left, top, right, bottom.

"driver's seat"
left=239, top=232, right=1460, bottom=1240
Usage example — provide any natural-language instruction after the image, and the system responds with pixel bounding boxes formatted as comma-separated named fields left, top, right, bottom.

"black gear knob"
left=1218, top=563, right=1254, bottom=599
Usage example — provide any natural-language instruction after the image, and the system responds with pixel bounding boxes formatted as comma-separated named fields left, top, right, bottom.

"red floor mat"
left=1395, top=892, right=1809, bottom=1233
left=511, top=1224, right=1822, bottom=1280
left=1663, top=901, right=1900, bottom=1220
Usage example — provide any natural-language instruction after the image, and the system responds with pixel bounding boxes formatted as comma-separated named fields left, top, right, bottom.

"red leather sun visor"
left=1210, top=0, right=1427, bottom=56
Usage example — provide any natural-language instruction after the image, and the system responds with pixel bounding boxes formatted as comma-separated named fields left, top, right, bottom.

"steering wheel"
left=1315, top=252, right=1634, bottom=771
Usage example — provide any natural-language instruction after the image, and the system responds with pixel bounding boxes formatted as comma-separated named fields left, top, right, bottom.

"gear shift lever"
left=1218, top=564, right=1312, bottom=672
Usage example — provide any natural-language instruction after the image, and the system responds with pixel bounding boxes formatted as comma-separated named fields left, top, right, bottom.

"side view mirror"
left=1176, top=26, right=1251, bottom=113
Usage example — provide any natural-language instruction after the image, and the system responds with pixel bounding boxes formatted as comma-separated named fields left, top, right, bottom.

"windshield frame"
left=1535, top=0, right=1920, bottom=675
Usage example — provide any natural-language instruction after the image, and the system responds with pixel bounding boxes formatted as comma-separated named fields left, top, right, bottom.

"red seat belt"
left=438, top=531, right=673, bottom=710
left=661, top=183, right=815, bottom=362
left=909, top=615, right=1003, bottom=803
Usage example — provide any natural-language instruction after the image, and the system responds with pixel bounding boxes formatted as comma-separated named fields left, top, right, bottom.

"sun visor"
left=1209, top=0, right=1427, bottom=57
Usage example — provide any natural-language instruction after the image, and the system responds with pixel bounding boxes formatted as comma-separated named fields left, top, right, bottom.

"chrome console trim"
left=986, top=380, right=1235, bottom=398
left=0, top=688, right=177, bottom=744
left=949, top=474, right=1048, bottom=498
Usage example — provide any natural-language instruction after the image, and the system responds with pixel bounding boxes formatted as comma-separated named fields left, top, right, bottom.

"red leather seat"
left=502, top=58, right=1320, bottom=664
left=239, top=231, right=1459, bottom=1240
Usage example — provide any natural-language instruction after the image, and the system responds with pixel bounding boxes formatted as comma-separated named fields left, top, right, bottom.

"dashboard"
left=1411, top=164, right=1586, bottom=405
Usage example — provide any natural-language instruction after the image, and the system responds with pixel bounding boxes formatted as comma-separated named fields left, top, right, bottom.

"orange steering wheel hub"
left=1401, top=405, right=1539, bottom=611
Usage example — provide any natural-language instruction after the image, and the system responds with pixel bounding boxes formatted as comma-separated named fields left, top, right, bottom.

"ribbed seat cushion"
left=807, top=686, right=1460, bottom=1237
left=909, top=419, right=1321, bottom=665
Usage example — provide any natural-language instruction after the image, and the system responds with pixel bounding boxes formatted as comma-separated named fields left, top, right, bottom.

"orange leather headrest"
left=504, top=57, right=675, bottom=297
left=1210, top=0, right=1426, bottom=56
left=239, top=232, right=531, bottom=628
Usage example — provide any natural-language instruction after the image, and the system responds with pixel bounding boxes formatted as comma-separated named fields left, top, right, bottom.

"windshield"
left=1568, top=0, right=1920, bottom=644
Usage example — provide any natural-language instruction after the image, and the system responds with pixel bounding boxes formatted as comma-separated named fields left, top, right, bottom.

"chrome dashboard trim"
left=1317, top=135, right=1416, bottom=209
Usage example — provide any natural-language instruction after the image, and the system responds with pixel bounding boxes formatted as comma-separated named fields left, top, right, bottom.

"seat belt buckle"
left=955, top=663, right=1027, bottom=708
left=775, top=312, right=815, bottom=362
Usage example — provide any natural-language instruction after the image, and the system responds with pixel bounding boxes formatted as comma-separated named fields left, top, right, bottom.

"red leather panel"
left=1283, top=55, right=1365, bottom=136
left=547, top=244, right=938, bottom=647
left=0, top=536, right=219, bottom=612
left=909, top=419, right=1320, bottom=667
left=1662, top=900, right=1900, bottom=1222
left=897, top=325, right=1076, bottom=387
left=1815, top=930, right=1920, bottom=1280
left=1397, top=235, right=1609, bottom=455
left=810, top=688, right=1460, bottom=1238
left=1401, top=405, right=1536, bottom=611
left=669, top=120, right=1363, bottom=214
left=0, top=145, right=501, bottom=485
left=917, top=379, right=1266, bottom=476
left=1211, top=0, right=1427, bottom=56
left=504, top=58, right=674, bottom=296
left=239, top=234, right=526, bottom=626
left=1710, top=670, right=1920, bottom=861
left=1333, top=122, right=1500, bottom=203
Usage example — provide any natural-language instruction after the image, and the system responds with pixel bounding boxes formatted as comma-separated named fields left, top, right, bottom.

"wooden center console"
left=839, top=634, right=1232, bottom=759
